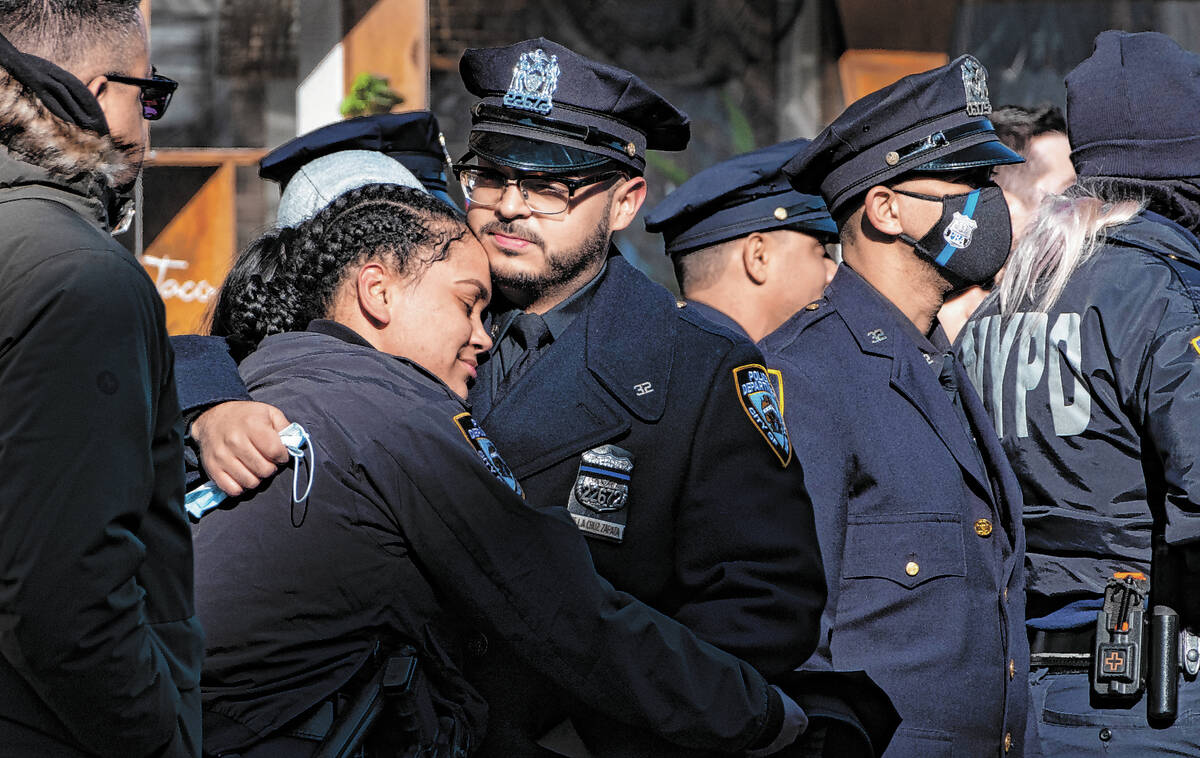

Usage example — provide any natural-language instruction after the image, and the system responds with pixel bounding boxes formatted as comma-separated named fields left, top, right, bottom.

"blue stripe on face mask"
left=934, top=189, right=980, bottom=266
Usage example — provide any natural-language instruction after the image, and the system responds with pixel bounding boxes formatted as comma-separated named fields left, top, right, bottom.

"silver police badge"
left=943, top=211, right=978, bottom=249
left=961, top=58, right=992, bottom=117
left=504, top=49, right=560, bottom=115
left=566, top=445, right=633, bottom=543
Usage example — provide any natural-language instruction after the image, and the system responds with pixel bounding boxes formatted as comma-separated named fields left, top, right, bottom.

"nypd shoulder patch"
left=766, top=368, right=786, bottom=414
left=733, top=364, right=792, bottom=468
left=453, top=412, right=525, bottom=499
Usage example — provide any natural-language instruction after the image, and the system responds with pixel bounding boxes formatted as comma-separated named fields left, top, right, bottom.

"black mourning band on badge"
left=471, top=102, right=644, bottom=159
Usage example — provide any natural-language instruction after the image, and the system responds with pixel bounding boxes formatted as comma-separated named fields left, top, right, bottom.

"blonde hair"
left=997, top=188, right=1142, bottom=316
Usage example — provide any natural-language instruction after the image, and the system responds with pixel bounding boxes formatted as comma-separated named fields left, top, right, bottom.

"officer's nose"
left=496, top=182, right=533, bottom=221
left=471, top=314, right=493, bottom=354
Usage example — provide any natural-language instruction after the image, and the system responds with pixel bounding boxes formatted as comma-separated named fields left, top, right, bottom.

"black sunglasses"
left=105, top=67, right=178, bottom=121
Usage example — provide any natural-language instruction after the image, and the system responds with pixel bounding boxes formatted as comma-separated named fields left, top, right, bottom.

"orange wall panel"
left=838, top=49, right=949, bottom=106
left=140, top=163, right=236, bottom=335
left=342, top=0, right=429, bottom=110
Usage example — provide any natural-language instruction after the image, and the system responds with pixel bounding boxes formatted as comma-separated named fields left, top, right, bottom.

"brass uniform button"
left=1004, top=732, right=1012, bottom=752
left=774, top=207, right=789, bottom=220
left=1009, top=659, right=1015, bottom=679
left=1003, top=587, right=1008, bottom=602
left=625, top=141, right=637, bottom=157
left=974, top=518, right=993, bottom=537
left=805, top=302, right=820, bottom=311
left=885, top=150, right=900, bottom=166
left=905, top=561, right=920, bottom=577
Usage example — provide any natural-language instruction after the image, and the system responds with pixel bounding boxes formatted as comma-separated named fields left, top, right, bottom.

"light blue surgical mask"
left=185, top=422, right=314, bottom=521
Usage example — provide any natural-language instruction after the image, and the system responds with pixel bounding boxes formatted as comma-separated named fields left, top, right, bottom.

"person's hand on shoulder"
left=192, top=401, right=291, bottom=495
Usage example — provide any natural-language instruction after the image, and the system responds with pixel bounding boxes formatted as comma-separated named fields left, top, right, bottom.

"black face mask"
left=893, top=185, right=1012, bottom=290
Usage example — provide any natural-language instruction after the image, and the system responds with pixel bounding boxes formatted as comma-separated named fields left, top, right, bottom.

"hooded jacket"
left=0, top=52, right=202, bottom=758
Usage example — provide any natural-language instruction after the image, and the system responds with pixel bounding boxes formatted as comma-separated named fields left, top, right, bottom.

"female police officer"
left=193, top=183, right=802, bottom=757
left=957, top=31, right=1200, bottom=755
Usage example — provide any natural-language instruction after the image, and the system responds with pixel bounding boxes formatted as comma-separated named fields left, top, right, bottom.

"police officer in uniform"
left=451, top=38, right=825, bottom=758
left=957, top=31, right=1200, bottom=754
left=644, top=138, right=839, bottom=344
left=769, top=57, right=1030, bottom=756
left=645, top=141, right=906, bottom=758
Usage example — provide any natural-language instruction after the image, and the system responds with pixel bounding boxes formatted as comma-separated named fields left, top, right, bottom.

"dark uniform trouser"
left=1027, top=669, right=1200, bottom=755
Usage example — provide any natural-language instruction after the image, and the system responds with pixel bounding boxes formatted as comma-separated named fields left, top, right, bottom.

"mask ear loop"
left=279, top=423, right=314, bottom=527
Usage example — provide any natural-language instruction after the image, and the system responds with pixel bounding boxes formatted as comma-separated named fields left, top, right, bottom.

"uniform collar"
left=304, top=318, right=471, bottom=407
left=306, top=318, right=375, bottom=349
left=827, top=265, right=948, bottom=368
left=683, top=299, right=751, bottom=341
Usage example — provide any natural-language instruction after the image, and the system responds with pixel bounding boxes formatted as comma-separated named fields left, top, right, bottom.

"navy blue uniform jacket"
left=465, top=254, right=826, bottom=757
left=759, top=266, right=1027, bottom=758
left=195, top=325, right=789, bottom=755
left=958, top=211, right=1200, bottom=618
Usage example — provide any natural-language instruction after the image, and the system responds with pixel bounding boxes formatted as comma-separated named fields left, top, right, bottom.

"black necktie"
left=503, top=312, right=552, bottom=387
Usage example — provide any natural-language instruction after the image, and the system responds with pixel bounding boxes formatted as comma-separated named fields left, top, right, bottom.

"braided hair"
left=211, top=183, right=467, bottom=360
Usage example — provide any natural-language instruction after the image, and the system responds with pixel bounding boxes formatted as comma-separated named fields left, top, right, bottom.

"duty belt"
left=1029, top=627, right=1093, bottom=671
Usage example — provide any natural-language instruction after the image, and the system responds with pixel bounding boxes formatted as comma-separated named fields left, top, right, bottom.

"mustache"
left=478, top=220, right=546, bottom=249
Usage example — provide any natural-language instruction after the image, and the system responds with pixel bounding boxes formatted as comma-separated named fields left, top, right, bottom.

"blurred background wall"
left=133, top=0, right=1200, bottom=331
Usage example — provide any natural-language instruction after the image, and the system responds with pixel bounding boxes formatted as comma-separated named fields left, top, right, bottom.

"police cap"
left=260, top=112, right=455, bottom=206
left=645, top=139, right=838, bottom=256
left=459, top=37, right=689, bottom=175
left=783, top=55, right=1022, bottom=218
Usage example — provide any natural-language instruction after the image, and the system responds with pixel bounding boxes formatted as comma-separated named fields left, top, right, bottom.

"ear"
left=356, top=262, right=394, bottom=327
left=741, top=232, right=769, bottom=285
left=86, top=75, right=108, bottom=102
left=608, top=175, right=647, bottom=232
left=862, top=185, right=904, bottom=237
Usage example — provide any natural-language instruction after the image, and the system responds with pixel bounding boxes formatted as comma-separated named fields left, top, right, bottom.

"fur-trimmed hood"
left=0, top=64, right=132, bottom=198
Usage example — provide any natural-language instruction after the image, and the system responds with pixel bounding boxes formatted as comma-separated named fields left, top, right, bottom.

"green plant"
left=339, top=72, right=403, bottom=118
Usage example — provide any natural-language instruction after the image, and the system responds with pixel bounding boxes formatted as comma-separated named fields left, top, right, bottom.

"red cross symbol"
left=1104, top=650, right=1125, bottom=672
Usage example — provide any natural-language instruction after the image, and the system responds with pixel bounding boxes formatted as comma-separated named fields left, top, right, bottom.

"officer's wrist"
left=748, top=682, right=785, bottom=752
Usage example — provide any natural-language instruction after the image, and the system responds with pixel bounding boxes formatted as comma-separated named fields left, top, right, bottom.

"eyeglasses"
left=105, top=67, right=178, bottom=121
left=452, top=165, right=625, bottom=215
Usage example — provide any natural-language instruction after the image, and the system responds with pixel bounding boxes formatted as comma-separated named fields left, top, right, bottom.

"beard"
left=482, top=210, right=612, bottom=303
left=112, top=140, right=146, bottom=196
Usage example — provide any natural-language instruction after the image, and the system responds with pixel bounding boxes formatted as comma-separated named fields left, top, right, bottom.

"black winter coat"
left=0, top=66, right=201, bottom=758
